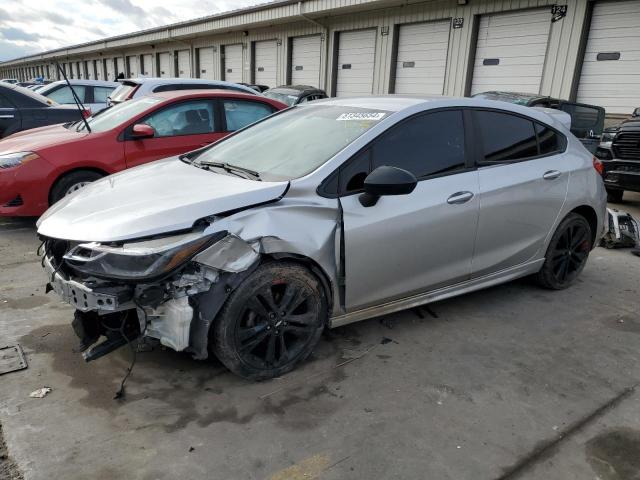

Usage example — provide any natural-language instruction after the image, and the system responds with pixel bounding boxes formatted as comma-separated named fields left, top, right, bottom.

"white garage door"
left=95, top=59, right=104, bottom=80
left=127, top=55, right=138, bottom=77
left=577, top=1, right=640, bottom=115
left=336, top=29, right=376, bottom=96
left=223, top=44, right=243, bottom=83
left=85, top=61, right=93, bottom=79
left=394, top=20, right=451, bottom=95
left=116, top=57, right=125, bottom=78
left=254, top=40, right=278, bottom=87
left=106, top=59, right=115, bottom=81
left=470, top=9, right=551, bottom=95
left=158, top=52, right=172, bottom=77
left=198, top=47, right=215, bottom=80
left=291, top=35, right=322, bottom=86
left=177, top=50, right=191, bottom=78
left=141, top=54, right=153, bottom=76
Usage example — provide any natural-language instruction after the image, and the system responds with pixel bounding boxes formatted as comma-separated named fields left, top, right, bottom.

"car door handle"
left=447, top=191, right=474, bottom=204
left=543, top=170, right=562, bottom=180
left=0, top=115, right=14, bottom=119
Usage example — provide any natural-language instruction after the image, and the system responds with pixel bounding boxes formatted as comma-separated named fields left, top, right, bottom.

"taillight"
left=593, top=156, right=604, bottom=175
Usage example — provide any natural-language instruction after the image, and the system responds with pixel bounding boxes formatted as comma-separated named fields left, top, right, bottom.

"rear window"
left=109, top=82, right=139, bottom=103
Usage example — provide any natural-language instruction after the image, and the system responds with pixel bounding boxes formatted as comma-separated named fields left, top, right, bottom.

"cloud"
left=0, top=40, right=39, bottom=61
left=0, top=27, right=43, bottom=43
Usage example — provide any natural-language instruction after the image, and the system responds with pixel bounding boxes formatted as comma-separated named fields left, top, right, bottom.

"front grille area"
left=612, top=132, right=640, bottom=160
left=3, top=195, right=23, bottom=207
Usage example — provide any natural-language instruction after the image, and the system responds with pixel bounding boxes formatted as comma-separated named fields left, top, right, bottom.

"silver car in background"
left=37, top=96, right=607, bottom=380
left=37, top=79, right=119, bottom=114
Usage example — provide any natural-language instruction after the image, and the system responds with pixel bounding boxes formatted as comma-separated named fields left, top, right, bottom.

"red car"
left=0, top=90, right=287, bottom=216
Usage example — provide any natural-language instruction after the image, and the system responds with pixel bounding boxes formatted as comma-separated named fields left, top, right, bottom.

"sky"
left=0, top=0, right=273, bottom=61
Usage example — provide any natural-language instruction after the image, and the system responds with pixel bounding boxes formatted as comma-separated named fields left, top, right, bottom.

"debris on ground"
left=29, top=387, right=52, bottom=399
left=381, top=337, right=398, bottom=345
left=0, top=345, right=27, bottom=376
left=601, top=208, right=639, bottom=249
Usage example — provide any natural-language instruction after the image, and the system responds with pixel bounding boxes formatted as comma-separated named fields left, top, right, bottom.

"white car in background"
left=38, top=80, right=119, bottom=114
left=108, top=77, right=259, bottom=106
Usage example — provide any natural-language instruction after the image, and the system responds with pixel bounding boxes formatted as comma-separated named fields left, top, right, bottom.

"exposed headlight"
left=601, top=132, right=616, bottom=143
left=0, top=152, right=40, bottom=169
left=63, top=231, right=226, bottom=280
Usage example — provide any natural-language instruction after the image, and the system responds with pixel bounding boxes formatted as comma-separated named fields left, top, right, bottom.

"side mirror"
left=131, top=123, right=155, bottom=139
left=359, top=166, right=417, bottom=207
left=633, top=107, right=640, bottom=118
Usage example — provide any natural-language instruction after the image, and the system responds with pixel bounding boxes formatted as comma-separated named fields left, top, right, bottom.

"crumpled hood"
left=37, top=157, right=289, bottom=242
left=0, top=124, right=88, bottom=154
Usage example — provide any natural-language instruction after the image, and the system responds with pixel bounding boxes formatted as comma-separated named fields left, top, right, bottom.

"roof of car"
left=120, top=77, right=257, bottom=93
left=148, top=88, right=286, bottom=105
left=43, top=79, right=119, bottom=88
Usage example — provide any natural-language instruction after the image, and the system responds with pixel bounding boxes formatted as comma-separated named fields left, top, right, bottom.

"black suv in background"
left=472, top=91, right=605, bottom=154
left=0, top=83, right=88, bottom=138
left=604, top=113, right=640, bottom=202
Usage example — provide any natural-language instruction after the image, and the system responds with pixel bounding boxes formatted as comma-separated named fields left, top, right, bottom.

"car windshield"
left=263, top=90, right=300, bottom=106
left=75, top=96, right=162, bottom=132
left=109, top=82, right=139, bottom=103
left=192, top=104, right=390, bottom=181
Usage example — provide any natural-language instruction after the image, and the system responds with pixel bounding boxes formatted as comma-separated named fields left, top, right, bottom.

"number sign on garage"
left=335, top=29, right=377, bottom=96
left=393, top=20, right=451, bottom=95
left=198, top=47, right=215, bottom=80
left=290, top=35, right=322, bottom=86
left=254, top=40, right=278, bottom=87
left=223, top=44, right=243, bottom=83
left=158, top=52, right=172, bottom=77
left=577, top=0, right=640, bottom=115
left=470, top=9, right=552, bottom=95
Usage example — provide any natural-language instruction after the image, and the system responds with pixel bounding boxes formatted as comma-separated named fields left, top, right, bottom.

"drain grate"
left=0, top=345, right=27, bottom=376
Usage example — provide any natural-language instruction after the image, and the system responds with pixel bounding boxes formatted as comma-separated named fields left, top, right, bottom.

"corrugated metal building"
left=1, top=0, right=638, bottom=116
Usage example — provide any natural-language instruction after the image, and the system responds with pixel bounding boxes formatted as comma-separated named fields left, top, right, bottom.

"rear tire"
left=211, top=262, right=327, bottom=380
left=50, top=170, right=103, bottom=205
left=536, top=213, right=592, bottom=290
left=606, top=188, right=624, bottom=203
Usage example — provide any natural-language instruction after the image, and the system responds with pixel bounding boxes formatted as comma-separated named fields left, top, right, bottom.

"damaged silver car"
left=37, top=96, right=607, bottom=379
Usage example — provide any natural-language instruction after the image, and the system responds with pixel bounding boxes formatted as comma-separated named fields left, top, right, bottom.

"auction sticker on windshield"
left=336, top=112, right=386, bottom=121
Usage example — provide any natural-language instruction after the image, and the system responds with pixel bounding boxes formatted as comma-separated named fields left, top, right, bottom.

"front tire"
left=50, top=170, right=103, bottom=205
left=536, top=213, right=592, bottom=290
left=211, top=262, right=327, bottom=380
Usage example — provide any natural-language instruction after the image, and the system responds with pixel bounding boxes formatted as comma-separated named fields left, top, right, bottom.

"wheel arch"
left=569, top=205, right=598, bottom=247
left=48, top=166, right=109, bottom=205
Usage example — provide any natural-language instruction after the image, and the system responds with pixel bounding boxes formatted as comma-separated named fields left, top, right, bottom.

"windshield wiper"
left=199, top=161, right=262, bottom=181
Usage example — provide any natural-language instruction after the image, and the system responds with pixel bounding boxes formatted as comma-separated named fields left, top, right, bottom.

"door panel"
left=158, top=52, right=172, bottom=77
left=254, top=40, right=278, bottom=87
left=291, top=35, right=322, bottom=86
left=198, top=48, right=215, bottom=80
left=177, top=50, right=191, bottom=78
left=341, top=172, right=479, bottom=311
left=223, top=44, right=243, bottom=83
left=336, top=29, right=376, bottom=96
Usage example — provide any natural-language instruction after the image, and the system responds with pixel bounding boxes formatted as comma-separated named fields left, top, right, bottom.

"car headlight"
left=0, top=152, right=40, bottom=169
left=601, top=132, right=615, bottom=143
left=63, top=231, right=226, bottom=280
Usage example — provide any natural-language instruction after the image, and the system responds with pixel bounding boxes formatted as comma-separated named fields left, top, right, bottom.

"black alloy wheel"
left=536, top=213, right=592, bottom=289
left=212, top=262, right=327, bottom=380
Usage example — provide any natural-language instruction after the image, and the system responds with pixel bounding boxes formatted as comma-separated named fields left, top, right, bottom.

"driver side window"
left=142, top=100, right=215, bottom=138
left=336, top=110, right=466, bottom=195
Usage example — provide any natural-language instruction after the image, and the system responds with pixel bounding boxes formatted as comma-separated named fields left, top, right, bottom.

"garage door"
left=577, top=1, right=640, bottom=115
left=127, top=55, right=139, bottom=77
left=85, top=61, right=93, bottom=79
left=141, top=54, right=153, bottom=76
left=177, top=50, right=191, bottom=78
left=116, top=57, right=125, bottom=78
left=95, top=59, right=104, bottom=80
left=290, top=35, right=322, bottom=86
left=470, top=9, right=551, bottom=95
left=254, top=40, right=278, bottom=87
left=198, top=47, right=215, bottom=80
left=394, top=20, right=450, bottom=95
left=158, top=52, right=172, bottom=77
left=223, top=44, right=243, bottom=83
left=336, top=29, right=376, bottom=96
left=105, top=59, right=115, bottom=81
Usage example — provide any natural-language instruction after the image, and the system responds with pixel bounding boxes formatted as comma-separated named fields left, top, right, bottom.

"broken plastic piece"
left=29, top=387, right=52, bottom=398
left=0, top=345, right=27, bottom=375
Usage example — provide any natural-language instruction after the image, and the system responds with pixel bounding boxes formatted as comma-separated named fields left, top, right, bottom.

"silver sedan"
left=37, top=96, right=607, bottom=379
